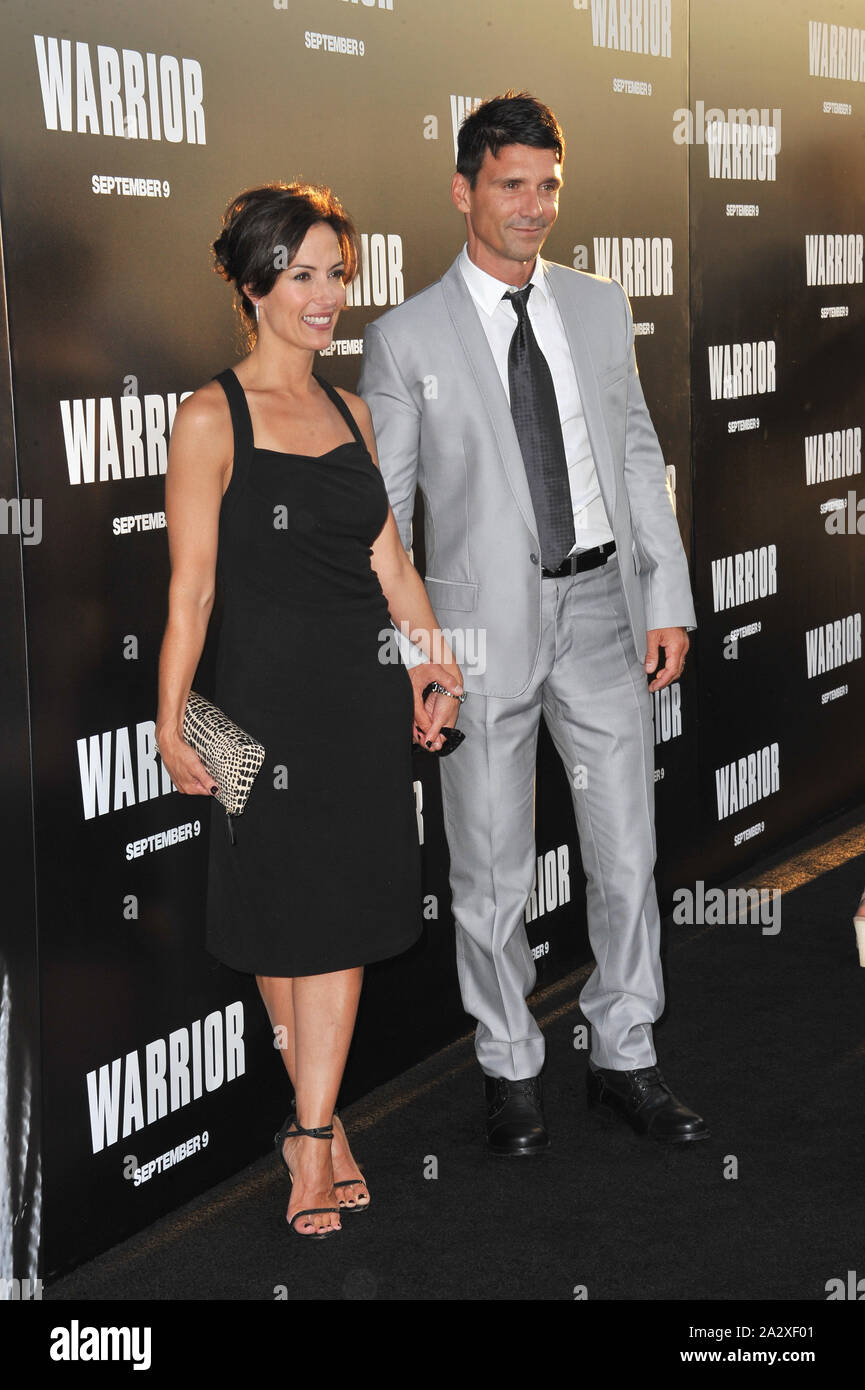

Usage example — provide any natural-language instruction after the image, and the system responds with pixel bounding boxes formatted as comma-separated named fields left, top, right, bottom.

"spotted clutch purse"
left=182, top=689, right=265, bottom=818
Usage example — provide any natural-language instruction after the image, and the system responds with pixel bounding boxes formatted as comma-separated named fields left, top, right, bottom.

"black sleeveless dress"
left=205, top=368, right=422, bottom=976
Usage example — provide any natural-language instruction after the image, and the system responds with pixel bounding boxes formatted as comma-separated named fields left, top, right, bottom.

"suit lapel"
left=440, top=260, right=538, bottom=540
left=544, top=262, right=618, bottom=523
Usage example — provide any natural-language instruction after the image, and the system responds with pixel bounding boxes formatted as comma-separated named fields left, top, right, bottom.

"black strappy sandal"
left=274, top=1115, right=340, bottom=1239
left=332, top=1110, right=370, bottom=1214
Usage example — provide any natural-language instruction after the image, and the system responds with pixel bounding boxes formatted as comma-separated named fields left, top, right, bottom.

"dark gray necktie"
left=505, top=284, right=576, bottom=569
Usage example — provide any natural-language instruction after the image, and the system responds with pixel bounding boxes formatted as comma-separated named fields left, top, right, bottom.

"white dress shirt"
left=458, top=244, right=614, bottom=553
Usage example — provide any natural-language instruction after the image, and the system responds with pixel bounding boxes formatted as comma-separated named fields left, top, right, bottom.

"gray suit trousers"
left=439, top=552, right=664, bottom=1079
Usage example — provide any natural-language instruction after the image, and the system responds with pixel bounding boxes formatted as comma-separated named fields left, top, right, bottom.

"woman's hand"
left=156, top=727, right=219, bottom=798
left=408, top=664, right=463, bottom=751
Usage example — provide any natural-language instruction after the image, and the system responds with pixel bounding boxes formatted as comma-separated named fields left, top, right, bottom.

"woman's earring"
left=254, top=302, right=260, bottom=323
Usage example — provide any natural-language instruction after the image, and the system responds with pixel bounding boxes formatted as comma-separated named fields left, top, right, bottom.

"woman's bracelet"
left=424, top=680, right=467, bottom=704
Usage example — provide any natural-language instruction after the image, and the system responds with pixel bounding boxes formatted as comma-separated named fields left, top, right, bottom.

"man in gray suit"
left=359, top=93, right=707, bottom=1152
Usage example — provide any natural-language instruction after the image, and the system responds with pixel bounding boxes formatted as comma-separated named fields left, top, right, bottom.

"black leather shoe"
left=485, top=1075, right=550, bottom=1156
left=587, top=1063, right=709, bottom=1144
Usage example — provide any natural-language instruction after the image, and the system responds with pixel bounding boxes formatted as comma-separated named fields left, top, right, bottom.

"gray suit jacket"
left=358, top=254, right=697, bottom=699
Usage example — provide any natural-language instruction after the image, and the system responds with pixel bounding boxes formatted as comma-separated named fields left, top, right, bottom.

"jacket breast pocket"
left=425, top=577, right=478, bottom=612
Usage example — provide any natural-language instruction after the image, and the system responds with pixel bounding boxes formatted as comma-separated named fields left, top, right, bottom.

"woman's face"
left=256, top=221, right=348, bottom=350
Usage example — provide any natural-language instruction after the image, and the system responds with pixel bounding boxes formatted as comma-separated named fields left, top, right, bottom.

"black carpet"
left=46, top=805, right=865, bottom=1314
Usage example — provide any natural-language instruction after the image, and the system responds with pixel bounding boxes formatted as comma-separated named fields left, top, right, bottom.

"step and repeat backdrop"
left=0, top=0, right=861, bottom=1280
left=690, top=1, right=865, bottom=881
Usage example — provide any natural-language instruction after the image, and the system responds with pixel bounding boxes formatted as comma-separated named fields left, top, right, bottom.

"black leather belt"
left=542, top=541, right=616, bottom=578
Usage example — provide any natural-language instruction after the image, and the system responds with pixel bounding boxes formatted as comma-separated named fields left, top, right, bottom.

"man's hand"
left=644, top=627, right=689, bottom=692
left=407, top=663, right=463, bottom=751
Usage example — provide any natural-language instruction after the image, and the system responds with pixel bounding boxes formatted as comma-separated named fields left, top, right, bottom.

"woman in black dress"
left=156, top=184, right=463, bottom=1237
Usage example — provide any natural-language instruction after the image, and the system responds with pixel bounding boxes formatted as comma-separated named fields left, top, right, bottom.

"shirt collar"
left=458, top=243, right=549, bottom=317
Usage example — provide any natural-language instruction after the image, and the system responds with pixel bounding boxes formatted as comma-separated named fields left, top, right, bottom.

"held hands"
left=644, top=627, right=689, bottom=692
left=408, top=663, right=464, bottom=752
left=155, top=727, right=219, bottom=798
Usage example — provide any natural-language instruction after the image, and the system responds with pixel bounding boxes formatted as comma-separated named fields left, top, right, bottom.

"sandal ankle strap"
left=285, top=1118, right=334, bottom=1141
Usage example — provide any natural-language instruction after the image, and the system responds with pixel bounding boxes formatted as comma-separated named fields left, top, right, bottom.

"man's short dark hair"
left=456, top=92, right=565, bottom=187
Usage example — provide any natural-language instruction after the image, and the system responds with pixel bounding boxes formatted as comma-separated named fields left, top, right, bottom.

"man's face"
left=452, top=143, right=563, bottom=283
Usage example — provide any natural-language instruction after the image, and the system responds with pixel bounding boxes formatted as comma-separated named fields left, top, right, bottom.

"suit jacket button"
left=529, top=552, right=539, bottom=565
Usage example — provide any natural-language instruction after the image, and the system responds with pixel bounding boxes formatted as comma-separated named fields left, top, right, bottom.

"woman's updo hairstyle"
left=212, top=182, right=359, bottom=345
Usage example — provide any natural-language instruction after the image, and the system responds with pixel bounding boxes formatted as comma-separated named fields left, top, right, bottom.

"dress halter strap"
left=214, top=367, right=364, bottom=464
left=213, top=368, right=255, bottom=457
left=314, top=372, right=366, bottom=448
left=213, top=368, right=255, bottom=509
